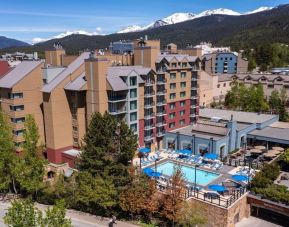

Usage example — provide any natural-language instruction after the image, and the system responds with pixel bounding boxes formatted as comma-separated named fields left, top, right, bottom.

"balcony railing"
left=191, top=87, right=197, bottom=91
left=156, top=89, right=167, bottom=96
left=156, top=131, right=166, bottom=137
left=144, top=135, right=154, bottom=142
left=156, top=121, right=167, bottom=127
left=108, top=97, right=127, bottom=102
left=144, top=124, right=155, bottom=130
left=191, top=77, right=197, bottom=81
left=156, top=79, right=167, bottom=85
left=145, top=81, right=155, bottom=87
left=144, top=91, right=155, bottom=98
left=156, top=100, right=167, bottom=106
left=109, top=109, right=127, bottom=115
left=156, top=111, right=167, bottom=117
left=144, top=102, right=155, bottom=109
left=144, top=113, right=155, bottom=120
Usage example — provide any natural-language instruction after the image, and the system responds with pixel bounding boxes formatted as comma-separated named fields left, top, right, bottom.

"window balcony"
left=156, top=111, right=167, bottom=117
left=144, top=135, right=154, bottom=142
left=191, top=104, right=196, bottom=108
left=156, top=79, right=167, bottom=85
left=144, top=91, right=155, bottom=98
left=144, top=102, right=155, bottom=109
left=145, top=81, right=155, bottom=87
left=144, top=124, right=155, bottom=130
left=156, top=100, right=167, bottom=106
left=156, top=131, right=166, bottom=137
left=191, top=87, right=197, bottom=91
left=109, top=109, right=127, bottom=115
left=156, top=121, right=167, bottom=127
left=156, top=89, right=167, bottom=96
left=144, top=113, right=155, bottom=120
left=108, top=97, right=127, bottom=103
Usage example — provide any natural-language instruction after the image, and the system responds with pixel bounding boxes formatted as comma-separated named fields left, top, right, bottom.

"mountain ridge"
left=0, top=36, right=30, bottom=49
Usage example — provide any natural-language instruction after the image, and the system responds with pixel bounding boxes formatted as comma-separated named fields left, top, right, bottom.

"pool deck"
left=144, top=157, right=236, bottom=189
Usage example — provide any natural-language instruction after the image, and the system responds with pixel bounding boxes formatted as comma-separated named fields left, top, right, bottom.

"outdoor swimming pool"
left=156, top=161, right=220, bottom=186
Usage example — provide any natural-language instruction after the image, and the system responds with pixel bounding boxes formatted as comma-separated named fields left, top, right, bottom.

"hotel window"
left=268, top=85, right=274, bottom=89
left=169, top=122, right=175, bottom=129
left=170, top=73, right=176, bottom=80
left=182, top=63, right=187, bottom=67
left=130, top=101, right=137, bottom=110
left=169, top=112, right=175, bottom=119
left=8, top=92, right=23, bottom=99
left=180, top=110, right=185, bottom=116
left=72, top=126, right=78, bottom=131
left=11, top=117, right=25, bottom=123
left=170, top=83, right=176, bottom=90
left=73, top=137, right=78, bottom=143
left=170, top=93, right=176, bottom=99
left=129, top=76, right=137, bottom=86
left=130, top=89, right=137, bottom=98
left=180, top=101, right=186, bottom=107
left=180, top=91, right=186, bottom=98
left=172, top=63, right=177, bottom=68
left=169, top=103, right=176, bottom=109
left=10, top=105, right=24, bottom=111
left=181, top=72, right=186, bottom=78
left=223, top=83, right=226, bottom=87
left=180, top=82, right=186, bottom=88
left=284, top=85, right=289, bottom=89
left=217, top=84, right=220, bottom=88
left=130, top=112, right=137, bottom=121
left=130, top=123, right=137, bottom=133
left=180, top=119, right=186, bottom=126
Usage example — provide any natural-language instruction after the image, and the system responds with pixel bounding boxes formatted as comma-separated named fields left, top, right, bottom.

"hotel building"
left=0, top=38, right=200, bottom=165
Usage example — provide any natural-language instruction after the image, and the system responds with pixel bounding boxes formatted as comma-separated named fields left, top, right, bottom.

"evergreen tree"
left=0, top=110, right=18, bottom=194
left=269, top=90, right=281, bottom=113
left=79, top=112, right=137, bottom=187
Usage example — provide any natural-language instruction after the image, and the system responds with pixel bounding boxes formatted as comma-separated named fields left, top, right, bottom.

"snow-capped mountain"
left=245, top=6, right=273, bottom=15
left=194, top=8, right=240, bottom=18
left=117, top=7, right=273, bottom=33
left=118, top=25, right=143, bottom=34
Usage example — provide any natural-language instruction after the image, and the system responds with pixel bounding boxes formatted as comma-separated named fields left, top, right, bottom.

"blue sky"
left=1, top=0, right=288, bottom=43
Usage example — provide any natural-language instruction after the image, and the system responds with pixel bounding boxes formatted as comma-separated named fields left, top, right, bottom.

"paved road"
left=0, top=201, right=138, bottom=227
left=236, top=217, right=281, bottom=227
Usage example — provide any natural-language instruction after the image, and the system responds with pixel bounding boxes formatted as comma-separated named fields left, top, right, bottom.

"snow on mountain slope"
left=118, top=25, right=143, bottom=34
left=194, top=8, right=241, bottom=18
left=245, top=6, right=273, bottom=15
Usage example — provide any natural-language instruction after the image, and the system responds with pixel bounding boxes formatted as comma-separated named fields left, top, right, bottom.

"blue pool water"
left=156, top=161, right=220, bottom=186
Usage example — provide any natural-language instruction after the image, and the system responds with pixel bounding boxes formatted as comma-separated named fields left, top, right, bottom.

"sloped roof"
left=107, top=75, right=128, bottom=91
left=64, top=72, right=86, bottom=91
left=0, top=60, right=43, bottom=88
left=156, top=54, right=198, bottom=63
left=42, top=52, right=90, bottom=93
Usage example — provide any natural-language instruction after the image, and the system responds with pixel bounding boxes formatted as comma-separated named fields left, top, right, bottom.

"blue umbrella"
left=204, top=153, right=218, bottom=160
left=143, top=168, right=154, bottom=175
left=208, top=184, right=227, bottom=192
left=147, top=171, right=162, bottom=178
left=232, top=175, right=248, bottom=182
left=177, top=149, right=192, bottom=155
left=139, top=147, right=151, bottom=153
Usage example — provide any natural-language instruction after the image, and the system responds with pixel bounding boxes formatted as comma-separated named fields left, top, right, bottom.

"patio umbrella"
left=204, top=153, right=218, bottom=160
left=147, top=171, right=162, bottom=178
left=139, top=147, right=151, bottom=153
left=250, top=149, right=262, bottom=154
left=208, top=184, right=227, bottom=192
left=272, top=147, right=284, bottom=152
left=232, top=175, right=248, bottom=182
left=143, top=168, right=154, bottom=175
left=254, top=145, right=266, bottom=150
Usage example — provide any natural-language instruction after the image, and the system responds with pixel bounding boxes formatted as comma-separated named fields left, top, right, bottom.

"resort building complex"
left=0, top=38, right=200, bottom=165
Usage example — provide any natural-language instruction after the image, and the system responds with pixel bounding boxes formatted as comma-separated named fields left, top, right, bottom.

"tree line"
left=243, top=43, right=289, bottom=72
left=224, top=81, right=289, bottom=121
left=0, top=110, right=207, bottom=226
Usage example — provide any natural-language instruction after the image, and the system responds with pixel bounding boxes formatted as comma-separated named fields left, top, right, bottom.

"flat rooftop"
left=170, top=124, right=227, bottom=140
left=199, top=108, right=278, bottom=124
left=248, top=127, right=289, bottom=143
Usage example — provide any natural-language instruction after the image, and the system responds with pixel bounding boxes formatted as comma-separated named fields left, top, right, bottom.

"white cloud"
left=32, top=28, right=105, bottom=44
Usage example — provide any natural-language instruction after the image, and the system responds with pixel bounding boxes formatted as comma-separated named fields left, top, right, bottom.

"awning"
left=139, top=147, right=151, bottom=153
left=143, top=168, right=154, bottom=175
left=177, top=149, right=192, bottom=155
left=204, top=153, right=218, bottom=160
left=208, top=184, right=227, bottom=192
